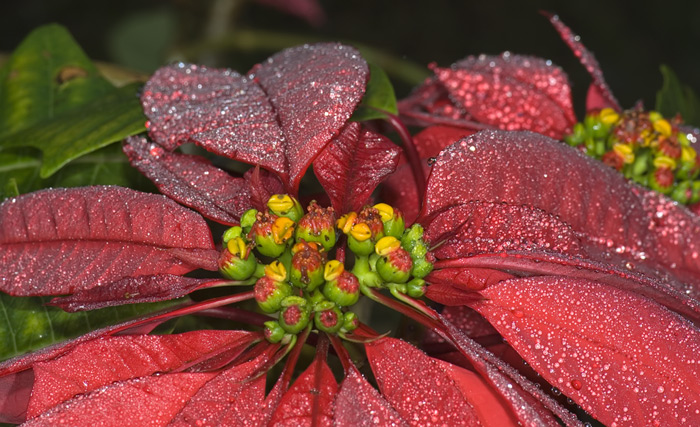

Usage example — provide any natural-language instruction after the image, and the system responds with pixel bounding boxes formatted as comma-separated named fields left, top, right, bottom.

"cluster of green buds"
left=217, top=195, right=435, bottom=343
left=564, top=107, right=700, bottom=204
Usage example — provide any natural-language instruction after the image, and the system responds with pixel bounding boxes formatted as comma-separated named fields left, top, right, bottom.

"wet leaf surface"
left=471, top=276, right=700, bottom=426
left=0, top=186, right=216, bottom=296
left=314, top=122, right=401, bottom=214
left=142, top=43, right=368, bottom=192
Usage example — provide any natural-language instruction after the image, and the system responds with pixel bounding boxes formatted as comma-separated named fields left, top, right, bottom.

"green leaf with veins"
left=0, top=293, right=184, bottom=361
left=0, top=24, right=145, bottom=178
left=655, top=64, right=700, bottom=127
left=351, top=62, right=398, bottom=122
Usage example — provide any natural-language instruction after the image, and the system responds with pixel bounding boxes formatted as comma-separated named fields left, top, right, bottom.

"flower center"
left=218, top=195, right=434, bottom=343
left=564, top=107, right=700, bottom=204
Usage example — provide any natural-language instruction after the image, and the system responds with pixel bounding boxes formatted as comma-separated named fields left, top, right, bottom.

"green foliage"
left=0, top=292, right=183, bottom=361
left=351, top=62, right=398, bottom=121
left=0, top=24, right=146, bottom=197
left=655, top=64, right=700, bottom=127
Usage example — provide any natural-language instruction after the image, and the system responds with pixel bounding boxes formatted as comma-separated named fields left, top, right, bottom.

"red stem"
left=384, top=112, right=426, bottom=206
left=329, top=334, right=353, bottom=373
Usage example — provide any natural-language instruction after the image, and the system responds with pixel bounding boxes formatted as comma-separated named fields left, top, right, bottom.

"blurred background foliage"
left=1, top=0, right=699, bottom=118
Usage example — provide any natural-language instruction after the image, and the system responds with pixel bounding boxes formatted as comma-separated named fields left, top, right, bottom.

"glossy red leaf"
left=142, top=43, right=368, bottom=192
left=27, top=330, right=255, bottom=418
left=123, top=136, right=252, bottom=225
left=426, top=267, right=514, bottom=306
left=420, top=130, right=700, bottom=296
left=269, top=356, right=338, bottom=425
left=245, top=165, right=285, bottom=212
left=546, top=13, right=621, bottom=112
left=0, top=186, right=217, bottom=296
left=23, top=372, right=217, bottom=426
left=314, top=122, right=401, bottom=214
left=333, top=367, right=407, bottom=426
left=168, top=355, right=273, bottom=426
left=438, top=317, right=580, bottom=426
left=470, top=276, right=700, bottom=426
left=49, top=275, right=226, bottom=312
left=365, top=337, right=485, bottom=425
left=432, top=53, right=576, bottom=139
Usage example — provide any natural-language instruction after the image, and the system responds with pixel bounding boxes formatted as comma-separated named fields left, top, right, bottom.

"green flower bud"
left=249, top=213, right=294, bottom=258
left=254, top=276, right=293, bottom=313
left=290, top=241, right=326, bottom=291
left=375, top=237, right=412, bottom=284
left=279, top=296, right=310, bottom=334
left=347, top=234, right=375, bottom=256
left=373, top=203, right=405, bottom=238
left=341, top=311, right=359, bottom=333
left=323, top=269, right=360, bottom=307
left=295, top=201, right=337, bottom=251
left=240, top=209, right=258, bottom=234
left=264, top=320, right=286, bottom=343
left=222, top=226, right=243, bottom=244
left=411, top=256, right=434, bottom=279
left=218, top=237, right=257, bottom=281
left=406, top=278, right=426, bottom=298
left=314, top=304, right=343, bottom=333
left=565, top=122, right=587, bottom=147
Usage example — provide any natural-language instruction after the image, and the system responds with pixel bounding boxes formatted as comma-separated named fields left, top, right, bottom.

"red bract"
left=397, top=15, right=621, bottom=139
left=0, top=35, right=699, bottom=427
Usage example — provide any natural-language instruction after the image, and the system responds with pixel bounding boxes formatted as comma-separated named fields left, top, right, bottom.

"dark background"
left=2, top=0, right=699, bottom=117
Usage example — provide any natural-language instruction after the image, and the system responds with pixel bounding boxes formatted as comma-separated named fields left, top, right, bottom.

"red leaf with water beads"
left=333, top=367, right=406, bottom=426
left=420, top=130, right=700, bottom=299
left=432, top=53, right=577, bottom=139
left=269, top=355, right=338, bottom=425
left=0, top=186, right=216, bottom=297
left=142, top=43, right=368, bottom=193
left=470, top=276, right=700, bottom=426
left=167, top=355, right=273, bottom=426
left=123, top=136, right=252, bottom=225
left=425, top=267, right=514, bottom=306
left=314, top=122, right=401, bottom=214
left=545, top=13, right=622, bottom=113
left=26, top=330, right=256, bottom=418
left=366, top=337, right=491, bottom=425
left=49, top=275, right=226, bottom=312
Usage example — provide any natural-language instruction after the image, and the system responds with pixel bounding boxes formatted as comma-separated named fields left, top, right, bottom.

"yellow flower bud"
left=612, top=143, right=635, bottom=164
left=267, top=194, right=295, bottom=215
left=653, top=118, right=672, bottom=137
left=264, top=260, right=287, bottom=282
left=350, top=223, right=372, bottom=242
left=373, top=203, right=394, bottom=222
left=226, top=236, right=248, bottom=257
left=375, top=236, right=401, bottom=256
left=336, top=212, right=357, bottom=234
left=682, top=145, right=697, bottom=163
left=324, top=260, right=344, bottom=281
left=271, top=217, right=295, bottom=245
left=653, top=155, right=677, bottom=170
left=599, top=108, right=620, bottom=125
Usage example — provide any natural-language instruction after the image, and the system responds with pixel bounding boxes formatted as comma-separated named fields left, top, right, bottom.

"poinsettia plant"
left=0, top=15, right=699, bottom=427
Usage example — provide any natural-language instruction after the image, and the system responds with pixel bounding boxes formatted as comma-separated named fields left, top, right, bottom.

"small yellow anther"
left=373, top=203, right=394, bottom=222
left=612, top=143, right=635, bottom=164
left=653, top=155, right=677, bottom=170
left=267, top=194, right=295, bottom=215
left=336, top=212, right=357, bottom=234
left=271, top=217, right=295, bottom=244
left=599, top=108, right=620, bottom=126
left=682, top=145, right=697, bottom=163
left=264, top=260, right=287, bottom=282
left=375, top=236, right=401, bottom=256
left=653, top=118, right=672, bottom=137
left=227, top=237, right=248, bottom=257
left=324, top=260, right=344, bottom=281
left=350, top=223, right=372, bottom=242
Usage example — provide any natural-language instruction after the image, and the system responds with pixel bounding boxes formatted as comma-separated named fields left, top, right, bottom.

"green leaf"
left=655, top=64, right=700, bottom=126
left=0, top=24, right=145, bottom=178
left=0, top=293, right=183, bottom=361
left=351, top=62, right=398, bottom=121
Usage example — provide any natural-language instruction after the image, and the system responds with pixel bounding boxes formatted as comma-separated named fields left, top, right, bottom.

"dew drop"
left=570, top=379, right=583, bottom=390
